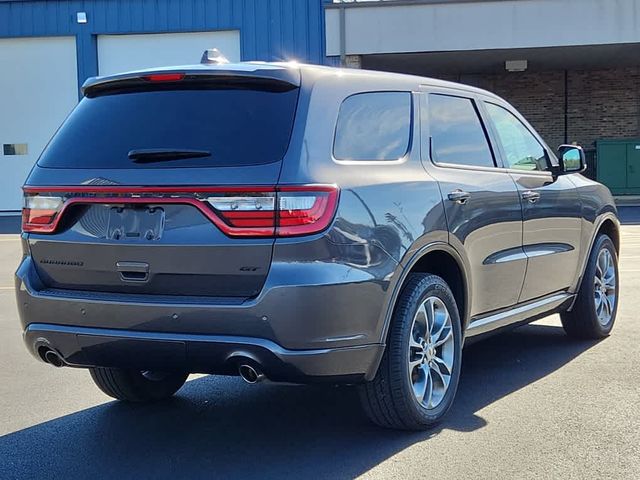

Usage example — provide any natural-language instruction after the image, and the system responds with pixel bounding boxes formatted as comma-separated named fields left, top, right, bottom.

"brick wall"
left=450, top=68, right=640, bottom=152
left=566, top=68, right=640, bottom=148
left=460, top=71, right=566, bottom=149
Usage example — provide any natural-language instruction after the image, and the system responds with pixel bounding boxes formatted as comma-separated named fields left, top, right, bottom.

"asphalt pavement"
left=0, top=229, right=638, bottom=479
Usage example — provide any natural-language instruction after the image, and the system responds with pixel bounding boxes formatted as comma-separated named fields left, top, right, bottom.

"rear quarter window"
left=333, top=92, right=411, bottom=161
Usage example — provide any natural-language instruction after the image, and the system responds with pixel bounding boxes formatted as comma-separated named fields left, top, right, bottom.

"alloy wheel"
left=594, top=248, right=616, bottom=326
left=408, top=296, right=455, bottom=409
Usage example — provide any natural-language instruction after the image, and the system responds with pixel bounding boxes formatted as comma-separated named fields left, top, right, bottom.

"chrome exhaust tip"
left=238, top=364, right=265, bottom=384
left=43, top=349, right=65, bottom=368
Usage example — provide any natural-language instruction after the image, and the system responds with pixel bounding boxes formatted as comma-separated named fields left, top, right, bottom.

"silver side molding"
left=466, top=293, right=574, bottom=337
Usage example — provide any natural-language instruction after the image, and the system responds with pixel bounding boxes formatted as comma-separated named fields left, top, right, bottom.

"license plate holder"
left=107, top=206, right=165, bottom=241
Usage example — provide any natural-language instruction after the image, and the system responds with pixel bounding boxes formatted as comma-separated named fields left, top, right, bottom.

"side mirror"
left=557, top=145, right=586, bottom=174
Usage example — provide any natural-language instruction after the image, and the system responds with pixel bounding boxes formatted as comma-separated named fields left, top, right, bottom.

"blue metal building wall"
left=0, top=0, right=330, bottom=92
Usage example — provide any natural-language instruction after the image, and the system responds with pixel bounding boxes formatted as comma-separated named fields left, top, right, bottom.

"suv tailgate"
left=24, top=69, right=299, bottom=298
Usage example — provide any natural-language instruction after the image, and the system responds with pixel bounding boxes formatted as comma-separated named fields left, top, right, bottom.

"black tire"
left=359, top=273, right=462, bottom=430
left=89, top=367, right=188, bottom=402
left=561, top=234, right=619, bottom=339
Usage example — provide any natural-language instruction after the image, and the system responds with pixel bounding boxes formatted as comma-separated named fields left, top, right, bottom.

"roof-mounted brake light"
left=143, top=73, right=185, bottom=83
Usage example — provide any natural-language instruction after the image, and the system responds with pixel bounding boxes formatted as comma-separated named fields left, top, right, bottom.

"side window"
left=428, top=94, right=495, bottom=168
left=334, top=92, right=411, bottom=161
left=484, top=102, right=548, bottom=172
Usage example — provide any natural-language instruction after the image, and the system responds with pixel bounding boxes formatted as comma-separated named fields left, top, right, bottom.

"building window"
left=427, top=94, right=494, bottom=168
left=484, top=102, right=548, bottom=172
left=3, top=144, right=28, bottom=155
left=334, top=92, right=411, bottom=161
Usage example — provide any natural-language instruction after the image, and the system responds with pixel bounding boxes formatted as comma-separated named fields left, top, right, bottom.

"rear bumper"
left=16, top=255, right=390, bottom=382
left=23, top=323, right=383, bottom=382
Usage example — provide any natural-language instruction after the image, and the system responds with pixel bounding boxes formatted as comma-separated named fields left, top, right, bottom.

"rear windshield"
left=38, top=86, right=299, bottom=168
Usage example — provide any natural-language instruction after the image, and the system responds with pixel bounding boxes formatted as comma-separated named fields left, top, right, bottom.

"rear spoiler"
left=81, top=64, right=301, bottom=97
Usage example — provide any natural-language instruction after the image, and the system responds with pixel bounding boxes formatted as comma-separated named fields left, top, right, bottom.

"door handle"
left=522, top=191, right=540, bottom=203
left=447, top=189, right=471, bottom=205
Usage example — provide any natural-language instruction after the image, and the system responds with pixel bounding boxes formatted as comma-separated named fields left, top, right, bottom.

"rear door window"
left=38, top=86, right=299, bottom=169
left=427, top=94, right=495, bottom=168
left=333, top=92, right=411, bottom=161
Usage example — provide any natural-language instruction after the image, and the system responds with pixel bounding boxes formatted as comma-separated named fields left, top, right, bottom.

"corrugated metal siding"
left=0, top=0, right=328, bottom=91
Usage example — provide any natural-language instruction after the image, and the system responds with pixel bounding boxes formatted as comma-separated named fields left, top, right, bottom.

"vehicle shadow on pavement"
left=0, top=323, right=599, bottom=479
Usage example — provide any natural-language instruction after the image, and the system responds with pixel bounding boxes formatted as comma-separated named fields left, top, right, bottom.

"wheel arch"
left=379, top=243, right=471, bottom=345
left=597, top=217, right=620, bottom=254
left=568, top=212, right=620, bottom=311
left=583, top=213, right=620, bottom=274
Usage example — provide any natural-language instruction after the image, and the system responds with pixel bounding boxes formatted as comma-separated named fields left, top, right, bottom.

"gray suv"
left=15, top=59, right=620, bottom=430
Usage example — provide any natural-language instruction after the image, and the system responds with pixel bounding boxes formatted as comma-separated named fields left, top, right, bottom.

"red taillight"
left=206, top=186, right=339, bottom=237
left=21, top=185, right=339, bottom=238
left=276, top=187, right=338, bottom=237
left=22, top=195, right=64, bottom=233
left=143, top=73, right=185, bottom=82
left=207, top=193, right=277, bottom=236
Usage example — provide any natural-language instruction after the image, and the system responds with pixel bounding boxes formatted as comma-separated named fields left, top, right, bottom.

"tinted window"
left=428, top=94, right=494, bottom=168
left=485, top=102, right=548, bottom=171
left=334, top=92, right=411, bottom=161
left=38, top=87, right=299, bottom=168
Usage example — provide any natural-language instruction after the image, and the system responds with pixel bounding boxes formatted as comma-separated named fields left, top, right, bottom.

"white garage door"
left=0, top=37, right=78, bottom=212
left=97, top=31, right=241, bottom=76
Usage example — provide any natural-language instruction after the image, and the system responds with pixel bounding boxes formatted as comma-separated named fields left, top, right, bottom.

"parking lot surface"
left=0, top=228, right=639, bottom=479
